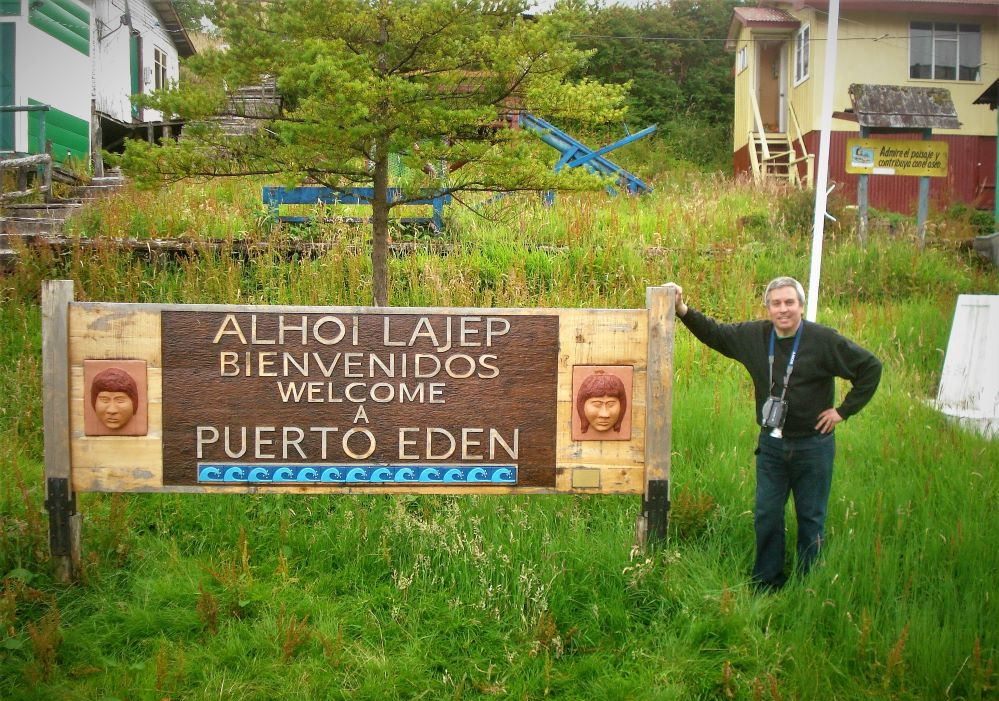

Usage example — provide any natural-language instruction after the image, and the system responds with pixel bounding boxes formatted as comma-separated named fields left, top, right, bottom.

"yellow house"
left=727, top=0, right=998, bottom=213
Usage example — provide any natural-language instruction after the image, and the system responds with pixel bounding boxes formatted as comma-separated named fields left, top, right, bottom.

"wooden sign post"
left=42, top=282, right=676, bottom=579
left=42, top=280, right=80, bottom=582
left=638, top=285, right=675, bottom=547
left=845, top=84, right=959, bottom=249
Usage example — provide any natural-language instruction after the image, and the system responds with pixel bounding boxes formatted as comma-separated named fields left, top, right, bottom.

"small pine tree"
left=123, top=0, right=627, bottom=305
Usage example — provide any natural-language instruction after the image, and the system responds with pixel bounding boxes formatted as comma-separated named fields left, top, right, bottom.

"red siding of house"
left=734, top=132, right=997, bottom=214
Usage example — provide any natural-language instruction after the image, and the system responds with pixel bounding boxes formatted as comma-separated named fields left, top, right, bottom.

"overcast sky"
left=530, top=0, right=646, bottom=12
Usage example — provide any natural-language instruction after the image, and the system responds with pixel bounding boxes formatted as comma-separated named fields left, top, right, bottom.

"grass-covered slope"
left=1, top=176, right=997, bottom=700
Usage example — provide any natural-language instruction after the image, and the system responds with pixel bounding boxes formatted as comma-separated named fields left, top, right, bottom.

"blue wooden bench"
left=262, top=186, right=451, bottom=231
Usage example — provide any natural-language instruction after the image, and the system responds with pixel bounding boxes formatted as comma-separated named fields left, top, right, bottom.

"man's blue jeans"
left=753, top=430, right=836, bottom=590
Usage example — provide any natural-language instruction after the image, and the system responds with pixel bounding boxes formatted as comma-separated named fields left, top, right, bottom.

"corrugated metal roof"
left=726, top=7, right=798, bottom=49
left=733, top=7, right=800, bottom=25
left=150, top=0, right=197, bottom=58
left=848, top=84, right=961, bottom=129
left=974, top=79, right=999, bottom=109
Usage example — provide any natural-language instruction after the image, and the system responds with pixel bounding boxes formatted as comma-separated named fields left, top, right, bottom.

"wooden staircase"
left=748, top=131, right=813, bottom=188
left=747, top=95, right=814, bottom=190
left=0, top=170, right=125, bottom=272
left=214, top=79, right=283, bottom=137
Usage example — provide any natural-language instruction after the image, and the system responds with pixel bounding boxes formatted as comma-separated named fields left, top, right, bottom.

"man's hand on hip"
left=815, top=408, right=843, bottom=434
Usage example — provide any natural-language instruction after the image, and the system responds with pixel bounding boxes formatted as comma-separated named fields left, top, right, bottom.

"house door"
left=0, top=23, right=13, bottom=151
left=756, top=41, right=786, bottom=133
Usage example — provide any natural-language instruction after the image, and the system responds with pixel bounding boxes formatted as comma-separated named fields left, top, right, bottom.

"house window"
left=737, top=46, right=748, bottom=74
left=910, top=22, right=981, bottom=81
left=794, top=25, right=809, bottom=84
left=154, top=48, right=168, bottom=90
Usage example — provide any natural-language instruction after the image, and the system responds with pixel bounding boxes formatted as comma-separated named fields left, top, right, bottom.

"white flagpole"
left=806, top=0, right=840, bottom=322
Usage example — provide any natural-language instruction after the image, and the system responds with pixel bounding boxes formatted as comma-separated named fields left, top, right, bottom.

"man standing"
left=666, top=278, right=882, bottom=591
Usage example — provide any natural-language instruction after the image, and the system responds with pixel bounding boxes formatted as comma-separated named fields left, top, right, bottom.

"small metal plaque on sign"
left=161, top=311, right=559, bottom=488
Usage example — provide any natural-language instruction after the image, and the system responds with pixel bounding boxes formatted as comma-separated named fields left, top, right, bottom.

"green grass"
left=1, top=175, right=997, bottom=700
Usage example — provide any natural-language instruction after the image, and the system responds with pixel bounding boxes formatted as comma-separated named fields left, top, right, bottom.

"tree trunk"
left=371, top=139, right=390, bottom=307
left=371, top=14, right=391, bottom=307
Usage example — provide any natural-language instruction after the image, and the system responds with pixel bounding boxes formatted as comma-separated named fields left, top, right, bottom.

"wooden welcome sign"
left=42, top=281, right=675, bottom=577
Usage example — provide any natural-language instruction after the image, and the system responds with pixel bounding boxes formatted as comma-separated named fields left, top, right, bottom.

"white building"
left=1, top=0, right=195, bottom=164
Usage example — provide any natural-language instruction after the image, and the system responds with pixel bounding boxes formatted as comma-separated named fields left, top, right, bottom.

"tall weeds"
left=0, top=174, right=996, bottom=700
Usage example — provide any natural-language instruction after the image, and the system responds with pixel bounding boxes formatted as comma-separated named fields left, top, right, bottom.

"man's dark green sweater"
left=679, top=307, right=883, bottom=438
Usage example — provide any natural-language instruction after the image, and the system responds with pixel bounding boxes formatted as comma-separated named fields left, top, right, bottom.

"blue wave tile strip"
left=198, top=464, right=517, bottom=485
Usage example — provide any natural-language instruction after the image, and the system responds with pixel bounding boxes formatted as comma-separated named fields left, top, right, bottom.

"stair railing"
left=0, top=104, right=53, bottom=202
left=749, top=91, right=771, bottom=168
left=787, top=103, right=814, bottom=189
left=747, top=132, right=762, bottom=184
left=0, top=153, right=53, bottom=202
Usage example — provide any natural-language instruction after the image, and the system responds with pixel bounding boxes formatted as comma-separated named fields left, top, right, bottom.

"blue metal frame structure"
left=262, top=186, right=451, bottom=231
left=262, top=113, right=655, bottom=228
left=517, top=113, right=655, bottom=196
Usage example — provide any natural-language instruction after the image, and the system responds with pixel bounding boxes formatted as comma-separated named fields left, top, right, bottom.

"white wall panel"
left=937, top=295, right=999, bottom=438
left=11, top=18, right=90, bottom=152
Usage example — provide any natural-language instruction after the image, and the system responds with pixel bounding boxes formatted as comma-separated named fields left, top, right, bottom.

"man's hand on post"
left=664, top=282, right=688, bottom=317
left=815, top=408, right=843, bottom=434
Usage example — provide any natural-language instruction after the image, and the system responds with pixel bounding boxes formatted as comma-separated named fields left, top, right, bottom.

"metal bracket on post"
left=642, top=479, right=670, bottom=546
left=44, top=477, right=76, bottom=557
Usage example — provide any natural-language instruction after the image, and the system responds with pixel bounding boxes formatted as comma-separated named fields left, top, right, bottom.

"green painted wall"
left=0, top=24, right=12, bottom=151
left=28, top=0, right=88, bottom=55
left=28, top=99, right=89, bottom=163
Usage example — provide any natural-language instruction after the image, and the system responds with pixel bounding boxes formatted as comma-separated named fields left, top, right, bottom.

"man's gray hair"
left=763, top=277, right=806, bottom=306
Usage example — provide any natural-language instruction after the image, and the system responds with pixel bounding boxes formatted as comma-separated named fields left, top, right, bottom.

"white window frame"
left=909, top=22, right=981, bottom=82
left=793, top=24, right=809, bottom=85
left=737, top=45, right=748, bottom=74
left=154, top=47, right=168, bottom=91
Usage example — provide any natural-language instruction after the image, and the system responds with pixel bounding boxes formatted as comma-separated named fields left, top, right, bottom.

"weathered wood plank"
left=71, top=465, right=567, bottom=495
left=557, top=464, right=643, bottom=493
left=558, top=309, right=647, bottom=368
left=72, top=438, right=163, bottom=471
left=556, top=436, right=645, bottom=466
left=644, top=287, right=674, bottom=484
left=637, top=285, right=675, bottom=546
left=69, top=306, right=162, bottom=365
left=42, top=280, right=78, bottom=581
left=555, top=309, right=647, bottom=481
left=0, top=153, right=51, bottom=168
left=72, top=463, right=643, bottom=494
left=43, top=281, right=73, bottom=480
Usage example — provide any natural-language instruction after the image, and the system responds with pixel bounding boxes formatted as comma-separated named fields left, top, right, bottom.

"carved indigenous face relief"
left=84, top=360, right=149, bottom=437
left=95, top=390, right=135, bottom=429
left=583, top=395, right=622, bottom=433
left=571, top=366, right=634, bottom=441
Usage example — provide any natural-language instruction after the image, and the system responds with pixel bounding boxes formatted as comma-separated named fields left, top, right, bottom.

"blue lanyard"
left=768, top=322, right=804, bottom=400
